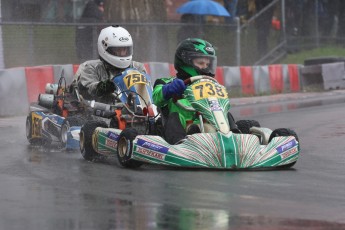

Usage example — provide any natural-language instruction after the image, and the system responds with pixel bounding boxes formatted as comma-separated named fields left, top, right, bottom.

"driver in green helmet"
left=153, top=38, right=217, bottom=144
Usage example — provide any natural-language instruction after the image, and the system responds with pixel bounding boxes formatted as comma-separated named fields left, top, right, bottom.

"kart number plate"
left=191, top=82, right=227, bottom=100
left=123, top=73, right=149, bottom=89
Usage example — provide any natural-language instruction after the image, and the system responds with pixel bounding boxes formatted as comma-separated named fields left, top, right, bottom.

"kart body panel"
left=28, top=110, right=65, bottom=144
left=91, top=127, right=299, bottom=169
left=26, top=69, right=155, bottom=150
left=66, top=126, right=81, bottom=149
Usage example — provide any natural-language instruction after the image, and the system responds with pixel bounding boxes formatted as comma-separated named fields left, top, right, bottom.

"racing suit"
left=72, top=59, right=146, bottom=103
left=153, top=77, right=196, bottom=144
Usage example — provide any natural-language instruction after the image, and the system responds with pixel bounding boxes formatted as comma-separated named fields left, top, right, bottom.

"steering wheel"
left=183, top=75, right=219, bottom=85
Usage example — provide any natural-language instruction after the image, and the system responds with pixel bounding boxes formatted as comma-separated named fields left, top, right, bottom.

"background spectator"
left=255, top=0, right=274, bottom=56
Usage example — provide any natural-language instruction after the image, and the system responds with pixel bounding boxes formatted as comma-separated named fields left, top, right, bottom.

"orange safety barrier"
left=169, top=64, right=176, bottom=76
left=25, top=66, right=54, bottom=103
left=215, top=67, right=224, bottom=86
left=240, top=66, right=255, bottom=95
left=73, top=64, right=80, bottom=74
left=144, top=63, right=151, bottom=75
left=288, top=64, right=300, bottom=92
left=268, top=65, right=283, bottom=93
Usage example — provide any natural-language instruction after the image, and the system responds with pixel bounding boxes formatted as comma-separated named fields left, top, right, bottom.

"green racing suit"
left=153, top=77, right=197, bottom=129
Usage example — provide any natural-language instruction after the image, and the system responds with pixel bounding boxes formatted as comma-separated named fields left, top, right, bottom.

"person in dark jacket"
left=255, top=0, right=274, bottom=56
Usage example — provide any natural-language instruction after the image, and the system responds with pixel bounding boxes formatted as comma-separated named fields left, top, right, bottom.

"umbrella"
left=176, top=0, right=231, bottom=17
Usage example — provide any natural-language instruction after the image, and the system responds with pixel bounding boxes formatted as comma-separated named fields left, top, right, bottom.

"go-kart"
left=79, top=69, right=159, bottom=161
left=25, top=71, right=91, bottom=149
left=80, top=75, right=300, bottom=169
left=26, top=68, right=156, bottom=150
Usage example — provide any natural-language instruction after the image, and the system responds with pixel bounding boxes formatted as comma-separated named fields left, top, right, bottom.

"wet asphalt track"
left=0, top=92, right=345, bottom=230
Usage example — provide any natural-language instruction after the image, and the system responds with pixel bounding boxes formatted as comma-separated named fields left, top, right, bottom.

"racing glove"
left=162, top=78, right=186, bottom=100
left=96, top=80, right=116, bottom=97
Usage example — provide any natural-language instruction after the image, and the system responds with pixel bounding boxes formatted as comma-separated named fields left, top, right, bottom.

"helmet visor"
left=106, top=46, right=133, bottom=57
left=189, top=53, right=217, bottom=76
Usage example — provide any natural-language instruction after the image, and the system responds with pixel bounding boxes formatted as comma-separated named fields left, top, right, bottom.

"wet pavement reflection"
left=231, top=92, right=345, bottom=117
left=1, top=97, right=345, bottom=229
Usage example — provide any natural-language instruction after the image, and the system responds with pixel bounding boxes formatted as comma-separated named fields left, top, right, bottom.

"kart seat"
left=249, top=127, right=272, bottom=145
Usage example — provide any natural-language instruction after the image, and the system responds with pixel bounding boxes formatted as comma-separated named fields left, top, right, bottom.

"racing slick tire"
left=117, top=128, right=143, bottom=168
left=60, top=116, right=87, bottom=148
left=26, top=113, right=51, bottom=146
left=268, top=128, right=299, bottom=169
left=80, top=120, right=108, bottom=161
left=236, top=120, right=261, bottom=134
left=304, top=56, right=345, bottom=66
left=268, top=128, right=299, bottom=143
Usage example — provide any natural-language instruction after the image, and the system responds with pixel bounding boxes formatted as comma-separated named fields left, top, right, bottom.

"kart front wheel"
left=117, top=128, right=143, bottom=168
left=268, top=128, right=299, bottom=143
left=236, top=120, right=261, bottom=134
left=80, top=120, right=107, bottom=161
left=268, top=128, right=300, bottom=169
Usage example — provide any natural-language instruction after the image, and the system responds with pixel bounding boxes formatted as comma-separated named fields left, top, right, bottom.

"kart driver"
left=72, top=25, right=147, bottom=103
left=153, top=38, right=217, bottom=144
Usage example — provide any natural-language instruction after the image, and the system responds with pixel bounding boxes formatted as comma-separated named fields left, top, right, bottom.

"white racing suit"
left=72, top=59, right=147, bottom=103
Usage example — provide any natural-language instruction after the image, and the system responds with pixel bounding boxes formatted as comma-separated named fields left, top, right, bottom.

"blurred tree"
left=104, top=0, right=167, bottom=22
left=103, top=0, right=171, bottom=63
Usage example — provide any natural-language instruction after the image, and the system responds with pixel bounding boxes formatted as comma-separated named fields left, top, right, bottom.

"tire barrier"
left=301, top=62, right=345, bottom=90
left=0, top=63, right=303, bottom=116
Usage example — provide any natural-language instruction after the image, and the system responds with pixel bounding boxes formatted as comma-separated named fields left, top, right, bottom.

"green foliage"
left=3, top=25, right=78, bottom=68
left=279, top=46, right=345, bottom=64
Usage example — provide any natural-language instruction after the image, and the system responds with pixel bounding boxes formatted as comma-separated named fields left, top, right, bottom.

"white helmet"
left=97, top=25, right=133, bottom=69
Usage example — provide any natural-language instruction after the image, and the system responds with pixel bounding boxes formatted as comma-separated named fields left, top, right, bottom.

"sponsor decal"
left=32, top=113, right=43, bottom=138
left=280, top=147, right=298, bottom=160
left=209, top=99, right=222, bottom=111
left=51, top=117, right=57, bottom=124
left=137, top=147, right=165, bottom=160
left=205, top=47, right=214, bottom=52
left=276, top=139, right=297, bottom=154
left=107, top=132, right=119, bottom=141
left=119, top=37, right=129, bottom=42
left=137, top=139, right=168, bottom=154
left=106, top=139, right=117, bottom=149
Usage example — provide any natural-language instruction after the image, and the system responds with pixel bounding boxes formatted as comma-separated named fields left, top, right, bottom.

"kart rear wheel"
left=80, top=120, right=107, bottom=161
left=268, top=128, right=300, bottom=169
left=117, top=128, right=143, bottom=168
left=236, top=120, right=261, bottom=134
left=60, top=116, right=86, bottom=147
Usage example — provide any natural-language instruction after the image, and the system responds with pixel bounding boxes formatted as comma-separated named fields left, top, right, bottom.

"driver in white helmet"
left=72, top=25, right=147, bottom=103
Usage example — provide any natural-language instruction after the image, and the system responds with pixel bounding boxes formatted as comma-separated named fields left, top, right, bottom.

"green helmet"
left=174, top=38, right=217, bottom=80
